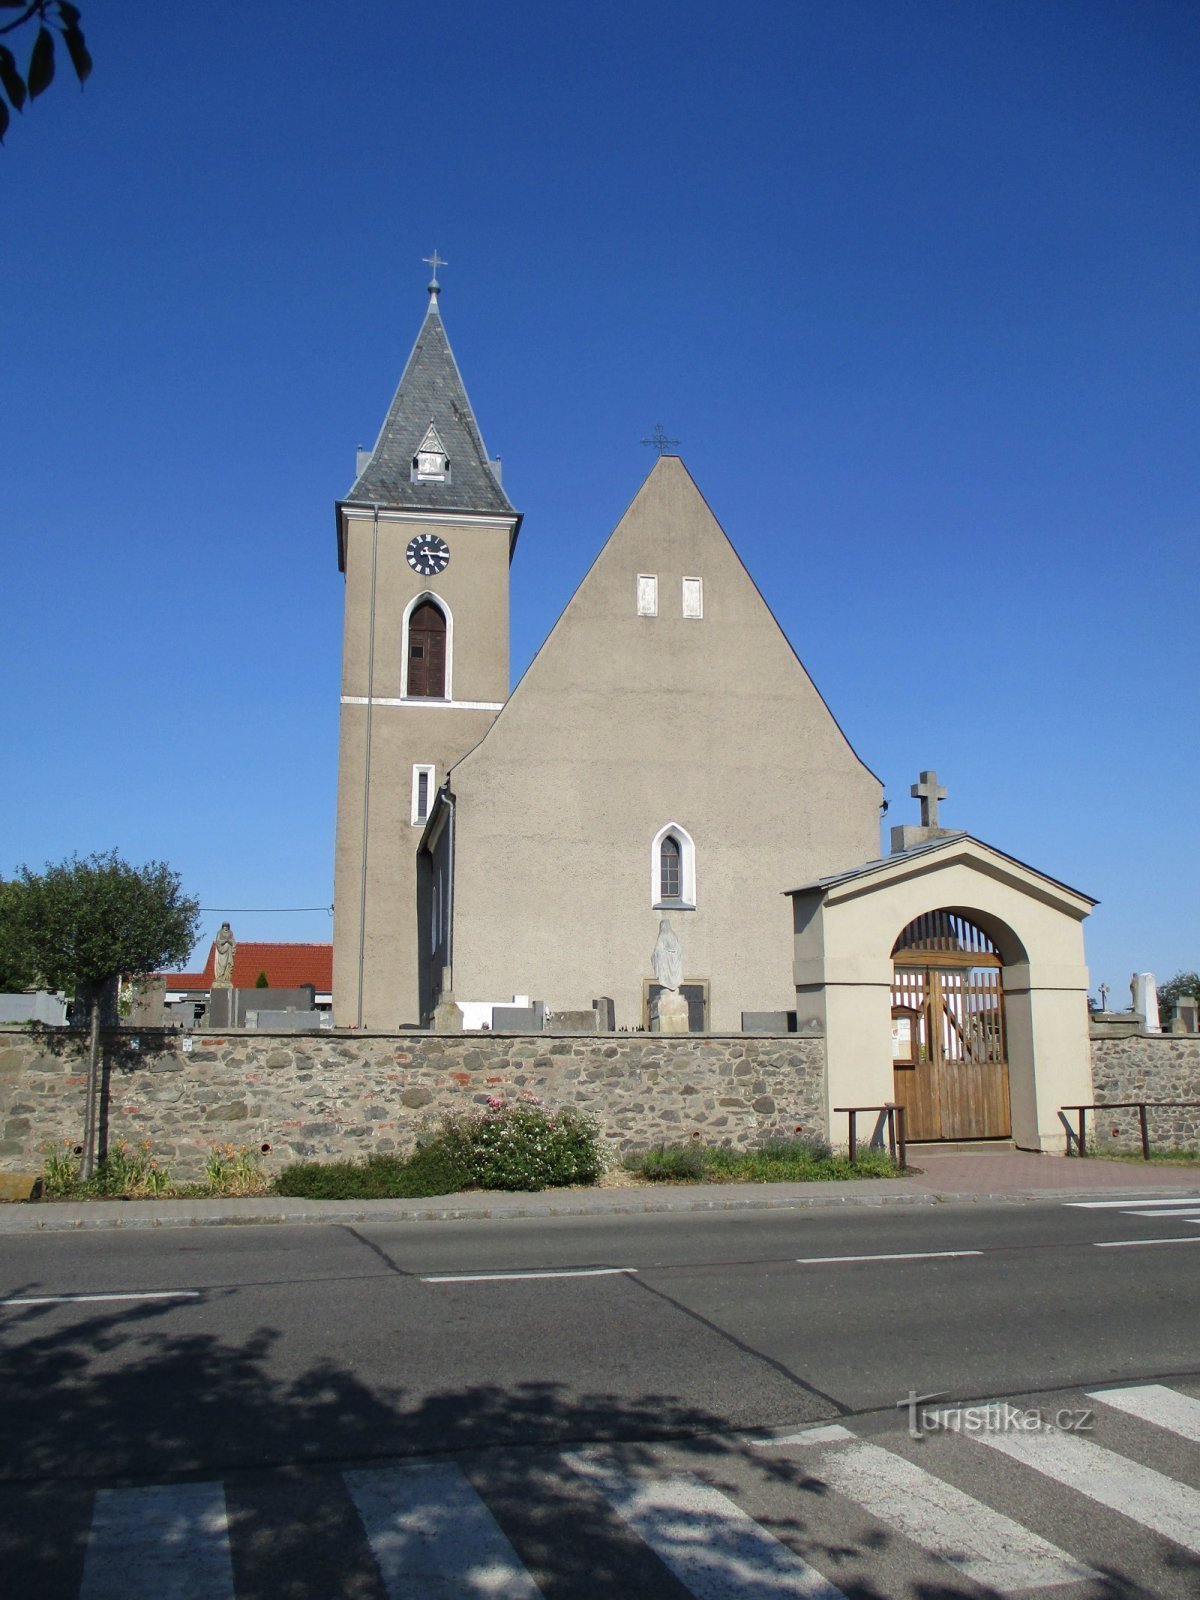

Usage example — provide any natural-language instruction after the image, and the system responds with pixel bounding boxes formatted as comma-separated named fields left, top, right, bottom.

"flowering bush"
left=437, top=1095, right=604, bottom=1192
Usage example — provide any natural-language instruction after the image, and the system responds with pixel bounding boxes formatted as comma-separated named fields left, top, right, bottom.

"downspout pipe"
left=356, top=503, right=380, bottom=1028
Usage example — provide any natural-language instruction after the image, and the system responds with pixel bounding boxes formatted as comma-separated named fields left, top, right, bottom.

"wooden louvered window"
left=407, top=600, right=446, bottom=698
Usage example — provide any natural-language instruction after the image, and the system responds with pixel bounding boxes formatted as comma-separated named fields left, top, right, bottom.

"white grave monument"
left=1130, top=972, right=1161, bottom=1034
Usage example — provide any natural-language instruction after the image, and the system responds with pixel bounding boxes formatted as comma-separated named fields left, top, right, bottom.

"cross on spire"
left=423, top=249, right=447, bottom=284
left=641, top=423, right=679, bottom=456
left=910, top=770, right=948, bottom=828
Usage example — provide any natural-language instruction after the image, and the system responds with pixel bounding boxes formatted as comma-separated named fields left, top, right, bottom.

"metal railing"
left=834, top=1102, right=908, bottom=1169
left=1060, top=1100, right=1200, bottom=1160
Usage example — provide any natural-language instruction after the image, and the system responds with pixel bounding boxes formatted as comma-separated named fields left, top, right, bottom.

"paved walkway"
left=0, top=1149, right=1197, bottom=1232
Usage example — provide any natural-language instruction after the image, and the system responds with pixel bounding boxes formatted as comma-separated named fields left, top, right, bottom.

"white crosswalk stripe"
left=1089, top=1382, right=1200, bottom=1444
left=344, top=1462, right=541, bottom=1599
left=967, top=1414, right=1200, bottom=1555
left=814, top=1439, right=1095, bottom=1591
left=79, top=1482, right=235, bottom=1600
left=57, top=1382, right=1200, bottom=1600
left=564, top=1449, right=846, bottom=1599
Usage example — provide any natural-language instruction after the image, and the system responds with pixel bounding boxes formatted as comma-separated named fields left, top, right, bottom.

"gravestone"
left=1170, top=996, right=1198, bottom=1034
left=1131, top=972, right=1161, bottom=1034
left=741, top=1010, right=797, bottom=1034
left=492, top=1001, right=546, bottom=1031
left=547, top=1009, right=600, bottom=1033
left=593, top=996, right=616, bottom=1032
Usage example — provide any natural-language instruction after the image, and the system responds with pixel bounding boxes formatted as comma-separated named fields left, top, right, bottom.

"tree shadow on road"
left=0, top=1292, right=1177, bottom=1600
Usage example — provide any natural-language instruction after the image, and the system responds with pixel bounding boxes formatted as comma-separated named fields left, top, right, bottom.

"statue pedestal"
left=432, top=994, right=464, bottom=1033
left=651, top=991, right=690, bottom=1034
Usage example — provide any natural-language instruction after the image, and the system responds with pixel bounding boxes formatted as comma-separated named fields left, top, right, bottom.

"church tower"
left=332, top=270, right=520, bottom=1028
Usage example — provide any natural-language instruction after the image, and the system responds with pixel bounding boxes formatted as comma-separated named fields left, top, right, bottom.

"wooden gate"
left=890, top=911, right=1010, bottom=1141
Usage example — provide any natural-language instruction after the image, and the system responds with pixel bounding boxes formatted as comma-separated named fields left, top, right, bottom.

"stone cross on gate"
left=911, top=770, right=947, bottom=829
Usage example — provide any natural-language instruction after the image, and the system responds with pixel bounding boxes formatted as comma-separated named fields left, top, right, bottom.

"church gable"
left=454, top=455, right=876, bottom=781
left=443, top=454, right=883, bottom=1029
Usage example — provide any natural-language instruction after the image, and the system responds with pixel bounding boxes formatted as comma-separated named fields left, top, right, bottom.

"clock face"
left=406, top=533, right=450, bottom=577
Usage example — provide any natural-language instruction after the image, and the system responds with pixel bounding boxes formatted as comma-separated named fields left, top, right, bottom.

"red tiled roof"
left=161, top=942, right=333, bottom=993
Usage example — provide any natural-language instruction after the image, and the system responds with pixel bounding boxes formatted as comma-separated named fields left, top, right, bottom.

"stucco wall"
left=449, top=458, right=882, bottom=1032
left=0, top=1028, right=826, bottom=1180
left=333, top=506, right=515, bottom=1030
left=1087, top=1033, right=1200, bottom=1152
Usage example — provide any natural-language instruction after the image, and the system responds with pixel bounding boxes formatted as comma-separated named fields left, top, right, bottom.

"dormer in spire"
left=339, top=282, right=515, bottom=561
left=412, top=422, right=450, bottom=483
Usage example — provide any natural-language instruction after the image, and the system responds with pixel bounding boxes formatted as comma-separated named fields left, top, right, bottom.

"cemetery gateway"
left=330, top=272, right=1097, bottom=1152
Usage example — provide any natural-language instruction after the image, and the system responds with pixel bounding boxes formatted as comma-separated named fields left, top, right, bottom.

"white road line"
left=421, top=1267, right=638, bottom=1283
left=564, top=1451, right=846, bottom=1599
left=345, top=1462, right=540, bottom=1599
left=80, top=1482, right=234, bottom=1600
left=1089, top=1384, right=1200, bottom=1444
left=748, top=1424, right=857, bottom=1447
left=2, top=1290, right=201, bottom=1307
left=1094, top=1237, right=1200, bottom=1249
left=1066, top=1197, right=1200, bottom=1208
left=795, top=1251, right=982, bottom=1265
left=1119, top=1209, right=1200, bottom=1221
left=816, top=1441, right=1094, bottom=1592
left=969, top=1419, right=1200, bottom=1554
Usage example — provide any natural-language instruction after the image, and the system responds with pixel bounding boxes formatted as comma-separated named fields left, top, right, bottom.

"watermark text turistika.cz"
left=899, top=1391, right=1095, bottom=1441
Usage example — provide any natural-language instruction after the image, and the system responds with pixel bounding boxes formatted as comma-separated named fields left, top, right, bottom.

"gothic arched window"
left=406, top=598, right=447, bottom=698
left=651, top=822, right=696, bottom=909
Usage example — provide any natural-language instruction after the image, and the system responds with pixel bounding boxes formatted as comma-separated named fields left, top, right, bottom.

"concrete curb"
left=2, top=1179, right=1198, bottom=1232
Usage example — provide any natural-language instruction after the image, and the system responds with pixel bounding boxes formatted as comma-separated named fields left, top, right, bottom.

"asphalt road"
left=2, top=1197, right=1198, bottom=1597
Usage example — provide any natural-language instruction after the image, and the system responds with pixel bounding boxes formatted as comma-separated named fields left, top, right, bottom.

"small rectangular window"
left=637, top=574, right=658, bottom=617
left=682, top=577, right=703, bottom=619
left=411, top=764, right=436, bottom=826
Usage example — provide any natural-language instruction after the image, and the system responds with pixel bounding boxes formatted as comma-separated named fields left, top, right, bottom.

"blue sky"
left=2, top=0, right=1197, bottom=997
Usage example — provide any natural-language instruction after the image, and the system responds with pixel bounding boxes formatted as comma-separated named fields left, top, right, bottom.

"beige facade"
left=441, top=456, right=882, bottom=1030
left=789, top=836, right=1095, bottom=1151
left=333, top=509, right=515, bottom=1027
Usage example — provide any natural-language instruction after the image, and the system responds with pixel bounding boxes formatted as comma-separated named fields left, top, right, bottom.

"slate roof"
left=161, top=942, right=333, bottom=993
left=342, top=286, right=515, bottom=519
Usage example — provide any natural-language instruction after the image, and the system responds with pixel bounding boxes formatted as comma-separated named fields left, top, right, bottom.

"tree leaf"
left=56, top=2, right=83, bottom=22
left=26, top=25, right=53, bottom=100
left=0, top=96, right=8, bottom=144
left=62, top=22, right=89, bottom=84
left=0, top=44, right=26, bottom=110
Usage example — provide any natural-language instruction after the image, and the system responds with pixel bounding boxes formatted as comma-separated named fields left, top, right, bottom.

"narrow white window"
left=636, top=574, right=658, bottom=617
left=682, top=576, right=703, bottom=619
left=411, top=764, right=436, bottom=826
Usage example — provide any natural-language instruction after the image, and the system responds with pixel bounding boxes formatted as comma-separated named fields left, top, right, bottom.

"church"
left=331, top=273, right=1096, bottom=1151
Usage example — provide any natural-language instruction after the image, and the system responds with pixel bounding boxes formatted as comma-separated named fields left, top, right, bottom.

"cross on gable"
left=911, top=770, right=947, bottom=828
left=641, top=422, right=679, bottom=456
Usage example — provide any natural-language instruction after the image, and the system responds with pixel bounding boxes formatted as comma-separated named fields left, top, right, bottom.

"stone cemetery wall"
left=1088, top=1033, right=1200, bottom=1152
left=0, top=1028, right=827, bottom=1180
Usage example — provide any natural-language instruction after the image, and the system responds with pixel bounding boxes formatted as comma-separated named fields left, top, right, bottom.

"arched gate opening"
left=890, top=909, right=1011, bottom=1141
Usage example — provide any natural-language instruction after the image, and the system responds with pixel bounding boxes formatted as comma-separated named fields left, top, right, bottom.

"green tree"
left=0, top=851, right=199, bottom=1177
left=0, top=878, right=36, bottom=991
left=1158, top=971, right=1200, bottom=1026
left=0, top=2, right=91, bottom=143
left=255, top=970, right=269, bottom=989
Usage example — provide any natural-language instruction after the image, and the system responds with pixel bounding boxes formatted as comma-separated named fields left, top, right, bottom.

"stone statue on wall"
left=213, top=923, right=236, bottom=988
left=652, top=918, right=683, bottom=992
